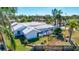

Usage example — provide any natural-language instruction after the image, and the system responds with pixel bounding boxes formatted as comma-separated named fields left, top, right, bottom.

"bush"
left=53, top=28, right=64, bottom=40
left=53, top=28, right=62, bottom=35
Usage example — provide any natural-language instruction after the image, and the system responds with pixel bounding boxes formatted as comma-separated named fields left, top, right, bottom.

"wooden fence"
left=31, top=45, right=79, bottom=51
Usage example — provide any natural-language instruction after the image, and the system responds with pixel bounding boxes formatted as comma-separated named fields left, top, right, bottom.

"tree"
left=44, top=15, right=53, bottom=24
left=52, top=9, right=63, bottom=27
left=0, top=27, right=7, bottom=50
left=67, top=19, right=79, bottom=47
left=52, top=8, right=57, bottom=25
left=53, top=28, right=64, bottom=40
left=56, top=10, right=63, bottom=27
left=0, top=7, right=17, bottom=50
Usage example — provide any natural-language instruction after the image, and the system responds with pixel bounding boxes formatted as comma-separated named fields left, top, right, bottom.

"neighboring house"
left=11, top=22, right=18, bottom=27
left=33, top=18, right=45, bottom=22
left=11, top=22, right=56, bottom=39
left=10, top=19, right=16, bottom=23
left=24, top=22, right=46, bottom=27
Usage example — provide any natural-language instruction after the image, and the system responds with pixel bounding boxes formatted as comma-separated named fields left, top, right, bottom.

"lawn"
left=5, top=34, right=32, bottom=51
left=5, top=34, right=12, bottom=49
left=15, top=39, right=32, bottom=51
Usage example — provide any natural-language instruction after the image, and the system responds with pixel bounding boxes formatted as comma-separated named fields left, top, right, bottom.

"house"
left=34, top=24, right=54, bottom=36
left=22, top=24, right=54, bottom=39
left=11, top=22, right=56, bottom=39
left=22, top=24, right=55, bottom=39
left=22, top=27, right=39, bottom=39
left=12, top=23, right=26, bottom=36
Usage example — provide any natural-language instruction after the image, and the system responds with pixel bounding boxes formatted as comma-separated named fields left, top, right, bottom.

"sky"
left=16, top=7, right=79, bottom=16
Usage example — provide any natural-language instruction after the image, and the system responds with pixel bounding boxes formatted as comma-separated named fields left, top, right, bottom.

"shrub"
left=53, top=28, right=62, bottom=35
left=53, top=28, right=64, bottom=40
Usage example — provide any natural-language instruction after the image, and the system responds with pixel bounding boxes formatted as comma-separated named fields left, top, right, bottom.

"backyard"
left=1, top=28, right=78, bottom=51
left=4, top=29, right=74, bottom=51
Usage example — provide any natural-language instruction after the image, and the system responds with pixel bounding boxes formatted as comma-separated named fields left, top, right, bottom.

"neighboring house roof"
left=23, top=22, right=46, bottom=27
left=15, top=22, right=46, bottom=27
left=10, top=19, right=16, bottom=23
left=11, top=22, right=18, bottom=27
left=35, top=24, right=55, bottom=30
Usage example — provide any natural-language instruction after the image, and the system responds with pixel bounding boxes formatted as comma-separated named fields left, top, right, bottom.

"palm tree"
left=52, top=8, right=57, bottom=25
left=0, top=27, right=7, bottom=50
left=0, top=12, right=8, bottom=50
left=67, top=19, right=79, bottom=47
left=0, top=7, right=17, bottom=50
left=56, top=10, right=63, bottom=27
left=52, top=9, right=63, bottom=27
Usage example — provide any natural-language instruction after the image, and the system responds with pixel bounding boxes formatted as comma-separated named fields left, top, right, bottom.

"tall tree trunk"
left=58, top=19, right=62, bottom=27
left=68, top=28, right=73, bottom=41
left=9, top=34, right=16, bottom=50
left=68, top=28, right=76, bottom=49
left=54, top=20, right=56, bottom=25
left=5, top=14, right=16, bottom=50
left=37, top=32, right=39, bottom=40
left=0, top=32, right=7, bottom=51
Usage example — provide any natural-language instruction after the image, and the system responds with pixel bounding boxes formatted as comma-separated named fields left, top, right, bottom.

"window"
left=17, top=31, right=20, bottom=34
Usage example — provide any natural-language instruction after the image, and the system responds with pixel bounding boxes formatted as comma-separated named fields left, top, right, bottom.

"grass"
left=5, top=34, right=12, bottom=49
left=5, top=35, right=32, bottom=51
left=0, top=34, right=3, bottom=42
left=71, top=31, right=79, bottom=45
left=15, top=39, right=32, bottom=51
left=62, top=30, right=79, bottom=46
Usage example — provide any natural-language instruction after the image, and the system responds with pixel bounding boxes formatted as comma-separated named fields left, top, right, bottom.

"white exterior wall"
left=24, top=31, right=37, bottom=40
left=38, top=28, right=53, bottom=37
left=14, top=26, right=26, bottom=36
